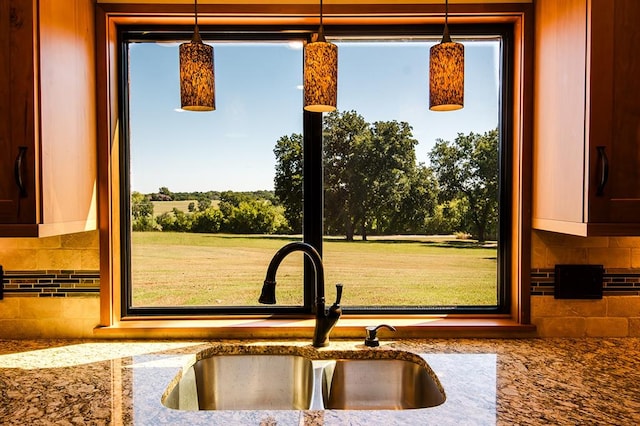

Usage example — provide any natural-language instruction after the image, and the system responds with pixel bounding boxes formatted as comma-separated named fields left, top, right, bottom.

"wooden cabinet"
left=0, top=0, right=96, bottom=237
left=533, top=0, right=640, bottom=236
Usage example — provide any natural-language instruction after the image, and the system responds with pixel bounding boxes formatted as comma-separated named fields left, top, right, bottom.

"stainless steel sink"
left=322, top=358, right=446, bottom=410
left=163, top=350, right=445, bottom=411
left=163, top=354, right=314, bottom=410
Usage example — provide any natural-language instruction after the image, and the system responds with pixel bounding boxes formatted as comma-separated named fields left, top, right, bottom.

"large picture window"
left=120, top=25, right=512, bottom=317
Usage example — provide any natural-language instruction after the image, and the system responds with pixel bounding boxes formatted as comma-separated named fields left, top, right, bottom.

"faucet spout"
left=259, top=241, right=343, bottom=347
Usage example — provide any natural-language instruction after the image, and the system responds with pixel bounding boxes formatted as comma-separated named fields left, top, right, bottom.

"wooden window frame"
left=95, top=2, right=534, bottom=337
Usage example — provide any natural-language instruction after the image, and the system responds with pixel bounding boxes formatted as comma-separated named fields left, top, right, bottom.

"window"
left=321, top=34, right=510, bottom=313
left=119, top=24, right=512, bottom=317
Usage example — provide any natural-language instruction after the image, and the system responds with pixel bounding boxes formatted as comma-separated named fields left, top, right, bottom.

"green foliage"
left=155, top=212, right=175, bottom=231
left=131, top=191, right=154, bottom=219
left=150, top=194, right=287, bottom=235
left=222, top=200, right=289, bottom=234
left=197, top=197, right=212, bottom=211
left=172, top=190, right=220, bottom=201
left=218, top=190, right=277, bottom=206
left=385, top=164, right=439, bottom=235
left=156, top=208, right=194, bottom=232
left=191, top=207, right=224, bottom=233
left=150, top=186, right=174, bottom=201
left=131, top=191, right=157, bottom=231
left=362, top=119, right=432, bottom=237
left=424, top=198, right=469, bottom=235
left=323, top=110, right=371, bottom=240
left=219, top=191, right=252, bottom=207
left=429, top=129, right=499, bottom=242
left=132, top=215, right=158, bottom=232
left=273, top=134, right=303, bottom=233
left=273, top=110, right=440, bottom=240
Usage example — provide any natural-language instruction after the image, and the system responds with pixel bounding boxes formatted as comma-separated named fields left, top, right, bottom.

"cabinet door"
left=588, top=0, right=640, bottom=223
left=532, top=0, right=589, bottom=229
left=0, top=0, right=15, bottom=221
left=0, top=0, right=36, bottom=225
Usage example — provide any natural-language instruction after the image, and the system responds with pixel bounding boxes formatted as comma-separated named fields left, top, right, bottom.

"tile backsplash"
left=1, top=269, right=100, bottom=297
left=531, top=268, right=640, bottom=296
left=1, top=229, right=640, bottom=338
left=531, top=230, right=640, bottom=337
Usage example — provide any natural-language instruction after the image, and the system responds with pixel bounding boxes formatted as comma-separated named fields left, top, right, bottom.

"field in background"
left=131, top=233, right=498, bottom=307
left=151, top=200, right=220, bottom=217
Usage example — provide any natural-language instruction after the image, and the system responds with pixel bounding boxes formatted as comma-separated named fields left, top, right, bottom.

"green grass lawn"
left=131, top=232, right=498, bottom=307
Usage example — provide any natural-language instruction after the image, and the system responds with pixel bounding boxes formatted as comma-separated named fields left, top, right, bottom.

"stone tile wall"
left=0, top=231, right=99, bottom=270
left=0, top=231, right=100, bottom=338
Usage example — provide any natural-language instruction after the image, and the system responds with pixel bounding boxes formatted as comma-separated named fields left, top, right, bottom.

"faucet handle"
left=334, top=283, right=343, bottom=305
left=364, top=324, right=396, bottom=347
left=328, top=283, right=343, bottom=319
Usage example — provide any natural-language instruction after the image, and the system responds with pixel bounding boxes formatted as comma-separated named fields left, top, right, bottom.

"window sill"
left=94, top=315, right=536, bottom=339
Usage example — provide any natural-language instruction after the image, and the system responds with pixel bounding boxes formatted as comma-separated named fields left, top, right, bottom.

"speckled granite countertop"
left=0, top=338, right=639, bottom=425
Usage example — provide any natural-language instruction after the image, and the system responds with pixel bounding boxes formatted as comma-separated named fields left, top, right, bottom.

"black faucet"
left=259, top=241, right=343, bottom=347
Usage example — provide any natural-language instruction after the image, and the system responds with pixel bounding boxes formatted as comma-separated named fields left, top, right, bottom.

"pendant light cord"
left=193, top=0, right=201, bottom=43
left=442, top=0, right=452, bottom=43
left=317, top=0, right=326, bottom=42
left=445, top=0, right=449, bottom=27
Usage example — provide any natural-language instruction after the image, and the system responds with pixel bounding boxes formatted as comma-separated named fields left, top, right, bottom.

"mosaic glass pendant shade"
left=303, top=0, right=337, bottom=113
left=429, top=37, right=464, bottom=111
left=179, top=0, right=215, bottom=112
left=180, top=36, right=215, bottom=111
left=429, top=0, right=464, bottom=112
left=304, top=38, right=338, bottom=112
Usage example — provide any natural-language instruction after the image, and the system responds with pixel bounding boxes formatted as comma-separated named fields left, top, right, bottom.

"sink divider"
left=310, top=360, right=336, bottom=410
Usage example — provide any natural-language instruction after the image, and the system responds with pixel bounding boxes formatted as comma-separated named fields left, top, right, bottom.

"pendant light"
left=304, top=0, right=338, bottom=112
left=179, top=0, right=215, bottom=111
left=429, top=0, right=464, bottom=111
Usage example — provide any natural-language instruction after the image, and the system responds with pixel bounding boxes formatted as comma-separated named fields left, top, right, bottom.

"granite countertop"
left=0, top=338, right=639, bottom=425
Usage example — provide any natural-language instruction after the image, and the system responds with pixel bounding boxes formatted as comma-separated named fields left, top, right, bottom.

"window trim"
left=119, top=25, right=511, bottom=317
left=96, top=3, right=533, bottom=334
left=119, top=29, right=316, bottom=317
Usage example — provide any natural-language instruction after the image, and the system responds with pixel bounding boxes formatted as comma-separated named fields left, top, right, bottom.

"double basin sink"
left=162, top=346, right=446, bottom=411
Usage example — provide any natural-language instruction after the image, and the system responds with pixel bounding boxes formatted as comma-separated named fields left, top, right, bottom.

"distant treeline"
left=149, top=186, right=276, bottom=203
left=132, top=189, right=288, bottom=234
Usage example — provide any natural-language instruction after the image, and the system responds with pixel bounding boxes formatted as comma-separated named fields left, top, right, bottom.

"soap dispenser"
left=364, top=324, right=397, bottom=347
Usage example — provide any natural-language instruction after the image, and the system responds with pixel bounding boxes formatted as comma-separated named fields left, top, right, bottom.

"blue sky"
left=128, top=39, right=499, bottom=193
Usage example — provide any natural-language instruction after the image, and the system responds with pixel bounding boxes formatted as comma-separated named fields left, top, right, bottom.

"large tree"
left=273, top=110, right=437, bottom=240
left=385, top=164, right=439, bottom=235
left=323, top=110, right=371, bottom=240
left=324, top=113, right=435, bottom=240
left=363, top=120, right=428, bottom=237
left=273, top=134, right=303, bottom=233
left=428, top=129, right=499, bottom=242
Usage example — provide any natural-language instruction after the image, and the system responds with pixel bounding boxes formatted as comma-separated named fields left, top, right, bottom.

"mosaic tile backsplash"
left=1, top=270, right=99, bottom=297
left=2, top=268, right=640, bottom=299
left=531, top=268, right=640, bottom=296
